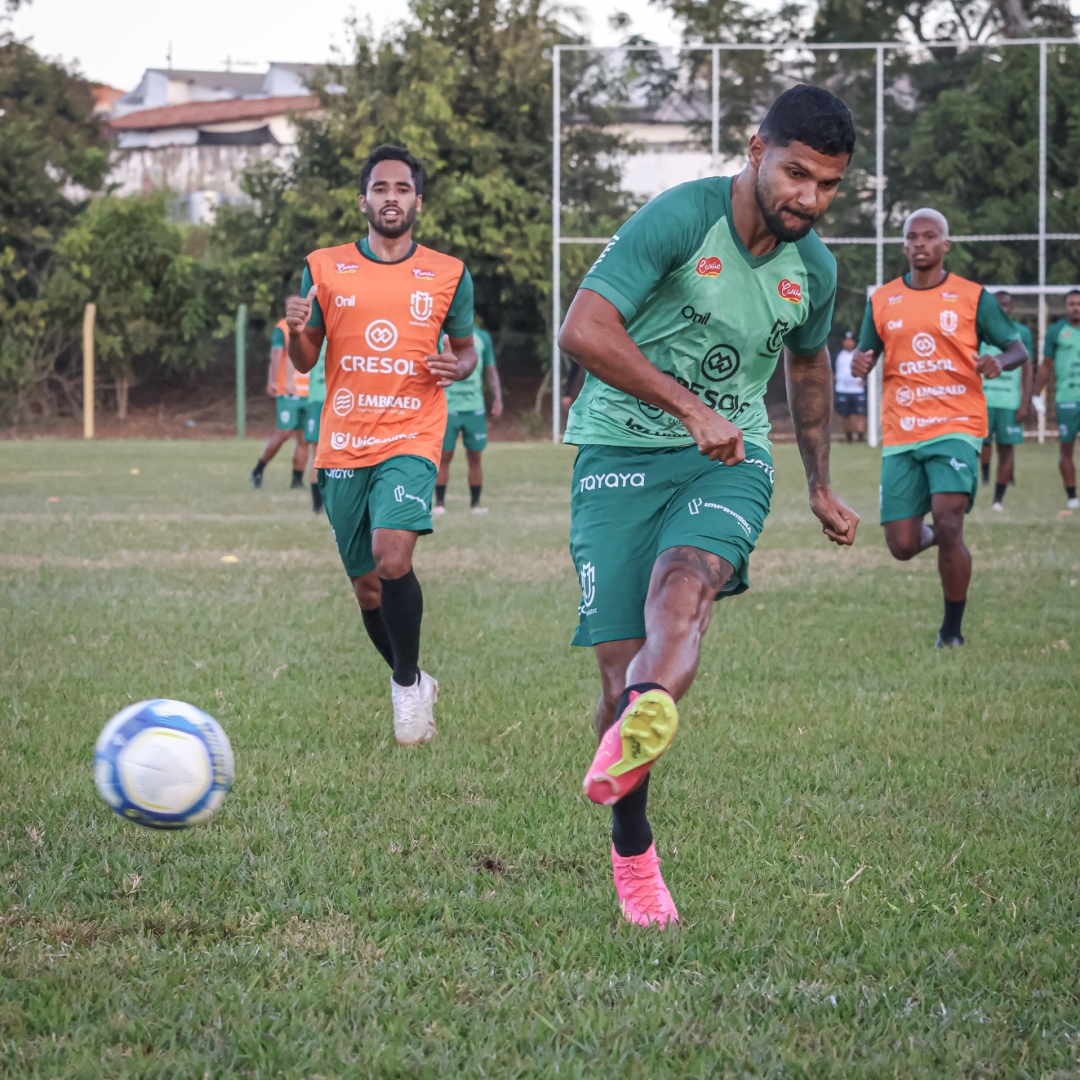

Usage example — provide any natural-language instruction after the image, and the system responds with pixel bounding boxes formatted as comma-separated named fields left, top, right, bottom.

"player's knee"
left=653, top=551, right=727, bottom=608
left=934, top=514, right=964, bottom=549
left=885, top=534, right=919, bottom=561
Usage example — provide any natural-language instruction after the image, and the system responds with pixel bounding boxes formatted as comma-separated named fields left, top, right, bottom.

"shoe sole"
left=584, top=692, right=678, bottom=804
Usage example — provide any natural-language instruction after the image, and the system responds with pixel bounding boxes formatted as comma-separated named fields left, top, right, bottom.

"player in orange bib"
left=286, top=146, right=478, bottom=744
left=853, top=209, right=1027, bottom=646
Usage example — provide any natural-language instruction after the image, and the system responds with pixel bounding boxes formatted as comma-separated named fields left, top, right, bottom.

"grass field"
left=1, top=437, right=1078, bottom=1079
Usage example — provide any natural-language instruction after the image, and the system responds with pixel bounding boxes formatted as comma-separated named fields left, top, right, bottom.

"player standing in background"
left=251, top=304, right=313, bottom=490
left=978, top=291, right=1033, bottom=511
left=558, top=86, right=859, bottom=927
left=434, top=321, right=503, bottom=515
left=852, top=209, right=1027, bottom=647
left=832, top=330, right=866, bottom=442
left=286, top=145, right=478, bottom=744
left=1035, top=289, right=1080, bottom=509
left=304, top=340, right=327, bottom=513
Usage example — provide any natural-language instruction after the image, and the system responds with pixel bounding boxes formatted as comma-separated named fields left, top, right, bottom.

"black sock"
left=845, top=432, right=853, bottom=443
left=857, top=431, right=864, bottom=441
left=378, top=570, right=423, bottom=686
left=291, top=468, right=304, bottom=486
left=469, top=484, right=482, bottom=507
left=981, top=463, right=990, bottom=483
left=360, top=607, right=394, bottom=669
left=435, top=483, right=446, bottom=507
left=253, top=458, right=266, bottom=475
left=311, top=482, right=322, bottom=512
left=1068, top=486, right=1077, bottom=500
left=941, top=598, right=966, bottom=640
left=612, top=774, right=653, bottom=857
left=993, top=482, right=1007, bottom=504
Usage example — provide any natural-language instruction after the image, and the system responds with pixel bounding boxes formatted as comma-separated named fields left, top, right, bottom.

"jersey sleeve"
left=1043, top=320, right=1062, bottom=359
left=857, top=298, right=884, bottom=353
left=476, top=328, right=496, bottom=367
left=442, top=268, right=475, bottom=339
left=300, top=263, right=325, bottom=329
left=784, top=237, right=836, bottom=355
left=579, top=182, right=719, bottom=323
left=975, top=289, right=1021, bottom=352
left=270, top=326, right=285, bottom=348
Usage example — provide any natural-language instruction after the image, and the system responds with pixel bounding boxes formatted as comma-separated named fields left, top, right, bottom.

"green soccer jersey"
left=1044, top=319, right=1080, bottom=404
left=445, top=327, right=494, bottom=413
left=308, top=339, right=327, bottom=403
left=980, top=320, right=1032, bottom=410
left=563, top=176, right=836, bottom=452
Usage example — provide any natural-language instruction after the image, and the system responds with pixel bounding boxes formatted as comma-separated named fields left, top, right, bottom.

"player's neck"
left=365, top=229, right=415, bottom=263
left=730, top=169, right=780, bottom=257
left=906, top=265, right=947, bottom=290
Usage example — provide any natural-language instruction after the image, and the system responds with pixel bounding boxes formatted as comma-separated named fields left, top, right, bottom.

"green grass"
left=1, top=437, right=1078, bottom=1079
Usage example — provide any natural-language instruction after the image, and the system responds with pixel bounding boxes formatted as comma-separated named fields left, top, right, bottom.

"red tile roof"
left=109, top=94, right=319, bottom=131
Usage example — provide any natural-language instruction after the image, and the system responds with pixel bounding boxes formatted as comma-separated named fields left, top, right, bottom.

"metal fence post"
left=551, top=46, right=562, bottom=444
left=236, top=304, right=247, bottom=440
left=82, top=302, right=95, bottom=440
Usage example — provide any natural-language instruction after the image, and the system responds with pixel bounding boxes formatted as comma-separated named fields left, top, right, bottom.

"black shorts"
left=835, top=392, right=867, bottom=418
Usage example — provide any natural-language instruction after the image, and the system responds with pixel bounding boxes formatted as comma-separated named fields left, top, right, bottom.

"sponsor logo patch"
left=578, top=472, right=645, bottom=493
left=681, top=305, right=711, bottom=325
left=912, top=332, right=936, bottom=357
left=696, top=256, right=723, bottom=277
left=895, top=385, right=914, bottom=407
left=888, top=294, right=903, bottom=305
left=335, top=294, right=356, bottom=308
left=336, top=262, right=360, bottom=274
left=887, top=319, right=903, bottom=330
left=333, top=389, right=355, bottom=416
left=942, top=291, right=959, bottom=301
left=900, top=416, right=916, bottom=431
left=365, top=319, right=399, bottom=351
left=766, top=318, right=789, bottom=355
left=701, top=343, right=740, bottom=382
left=778, top=279, right=802, bottom=304
left=412, top=267, right=436, bottom=279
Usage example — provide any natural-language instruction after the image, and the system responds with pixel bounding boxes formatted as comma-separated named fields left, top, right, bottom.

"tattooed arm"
left=785, top=346, right=859, bottom=547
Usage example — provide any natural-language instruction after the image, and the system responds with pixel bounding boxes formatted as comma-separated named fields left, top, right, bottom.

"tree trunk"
left=116, top=376, right=129, bottom=420
left=533, top=365, right=551, bottom=415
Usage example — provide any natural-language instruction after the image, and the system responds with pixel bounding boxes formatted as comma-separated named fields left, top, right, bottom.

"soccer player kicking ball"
left=286, top=145, right=478, bottom=744
left=1035, top=289, right=1080, bottom=509
left=852, top=209, right=1027, bottom=647
left=558, top=85, right=860, bottom=927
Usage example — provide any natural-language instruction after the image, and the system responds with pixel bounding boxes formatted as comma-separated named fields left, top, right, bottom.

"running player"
left=558, top=85, right=860, bottom=927
left=251, top=305, right=312, bottom=490
left=1035, top=289, right=1080, bottom=509
left=852, top=209, right=1027, bottom=646
left=434, top=321, right=503, bottom=514
left=978, top=291, right=1033, bottom=510
left=286, top=145, right=478, bottom=744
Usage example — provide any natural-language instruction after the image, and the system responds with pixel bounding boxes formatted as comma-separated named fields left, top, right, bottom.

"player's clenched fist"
left=686, top=409, right=745, bottom=466
left=850, top=348, right=877, bottom=379
left=973, top=351, right=1002, bottom=379
left=424, top=334, right=463, bottom=388
left=286, top=286, right=318, bottom=335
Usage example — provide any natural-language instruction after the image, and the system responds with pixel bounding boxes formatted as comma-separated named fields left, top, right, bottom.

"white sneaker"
left=432, top=505, right=446, bottom=516
left=991, top=501, right=1004, bottom=512
left=391, top=671, right=438, bottom=745
left=471, top=505, right=488, bottom=515
left=1068, top=497, right=1080, bottom=510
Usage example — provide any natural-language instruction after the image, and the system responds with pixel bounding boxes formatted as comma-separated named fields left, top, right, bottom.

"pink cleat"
left=612, top=843, right=679, bottom=927
left=583, top=689, right=678, bottom=806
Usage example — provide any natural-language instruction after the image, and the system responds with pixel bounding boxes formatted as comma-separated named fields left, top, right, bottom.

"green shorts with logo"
left=318, top=455, right=436, bottom=578
left=303, top=400, right=322, bottom=444
left=276, top=395, right=310, bottom=432
left=443, top=411, right=487, bottom=452
left=569, top=442, right=774, bottom=647
left=983, top=406, right=1024, bottom=446
left=1057, top=401, right=1080, bottom=444
left=880, top=438, right=979, bottom=524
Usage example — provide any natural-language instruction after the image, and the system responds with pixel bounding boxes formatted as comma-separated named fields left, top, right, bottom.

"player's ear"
left=942, top=238, right=951, bottom=253
left=747, top=133, right=766, bottom=169
left=415, top=194, right=423, bottom=214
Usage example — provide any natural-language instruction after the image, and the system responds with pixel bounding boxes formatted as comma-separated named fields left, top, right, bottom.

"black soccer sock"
left=993, top=482, right=1007, bottom=504
left=253, top=458, right=266, bottom=475
left=470, top=484, right=482, bottom=507
left=981, top=462, right=990, bottom=484
left=845, top=432, right=853, bottom=443
left=1068, top=486, right=1077, bottom=500
left=612, top=774, right=653, bottom=858
left=857, top=431, right=864, bottom=441
left=941, top=598, right=966, bottom=641
left=291, top=468, right=304, bottom=487
left=360, top=607, right=395, bottom=669
left=435, top=483, right=446, bottom=507
left=310, top=482, right=323, bottom=513
left=378, top=569, right=424, bottom=686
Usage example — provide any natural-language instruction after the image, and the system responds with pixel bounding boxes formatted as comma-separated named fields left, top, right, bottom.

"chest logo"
left=333, top=389, right=355, bottom=416
left=888, top=294, right=903, bottom=305
left=696, top=257, right=723, bottom=277
left=887, top=319, right=903, bottom=331
left=939, top=310, right=958, bottom=334
left=365, top=319, right=399, bottom=351
left=912, top=332, right=936, bottom=357
left=681, top=305, right=711, bottom=325
left=1063, top=329, right=1073, bottom=339
left=702, top=344, right=741, bottom=382
left=766, top=318, right=789, bottom=355
left=336, top=262, right=360, bottom=274
left=778, top=279, right=802, bottom=304
left=335, top=295, right=356, bottom=308
left=413, top=268, right=436, bottom=279
left=410, top=291, right=434, bottom=322
left=942, top=291, right=959, bottom=301
left=895, top=385, right=914, bottom=407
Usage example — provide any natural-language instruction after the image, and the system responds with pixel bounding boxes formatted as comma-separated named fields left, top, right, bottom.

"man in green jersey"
left=435, top=322, right=503, bottom=514
left=979, top=291, right=1034, bottom=511
left=558, top=85, right=860, bottom=927
left=303, top=341, right=327, bottom=513
left=1036, top=289, right=1080, bottom=509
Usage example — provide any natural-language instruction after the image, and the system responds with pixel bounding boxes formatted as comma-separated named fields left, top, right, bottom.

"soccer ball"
left=94, top=699, right=234, bottom=829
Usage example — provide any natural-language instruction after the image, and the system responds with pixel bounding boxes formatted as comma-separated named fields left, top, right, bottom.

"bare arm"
left=286, top=288, right=324, bottom=374
left=486, top=363, right=503, bottom=418
left=1035, top=356, right=1053, bottom=397
left=785, top=346, right=859, bottom=546
left=975, top=338, right=1028, bottom=378
left=557, top=289, right=744, bottom=464
left=267, top=347, right=283, bottom=396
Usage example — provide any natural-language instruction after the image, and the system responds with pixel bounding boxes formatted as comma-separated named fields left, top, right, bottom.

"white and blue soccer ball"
left=94, top=699, right=234, bottom=829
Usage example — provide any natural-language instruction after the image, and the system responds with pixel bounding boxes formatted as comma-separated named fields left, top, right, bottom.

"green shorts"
left=880, top=439, right=979, bottom=524
left=443, top=411, right=487, bottom=452
left=569, top=442, right=774, bottom=647
left=983, top=406, right=1023, bottom=446
left=1057, top=401, right=1080, bottom=444
left=303, top=400, right=322, bottom=444
left=318, top=455, right=436, bottom=578
left=276, top=396, right=307, bottom=432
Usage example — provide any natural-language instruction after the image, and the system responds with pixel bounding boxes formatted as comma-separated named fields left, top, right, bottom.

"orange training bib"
left=274, top=318, right=309, bottom=397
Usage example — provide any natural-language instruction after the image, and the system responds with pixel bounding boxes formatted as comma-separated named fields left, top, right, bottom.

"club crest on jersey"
left=409, top=291, right=434, bottom=322
left=365, top=319, right=399, bottom=351
left=336, top=262, right=360, bottom=274
left=778, top=279, right=802, bottom=304
left=696, top=257, right=723, bottom=277
left=912, top=332, right=936, bottom=357
left=412, top=268, right=436, bottom=279
left=939, top=310, right=958, bottom=334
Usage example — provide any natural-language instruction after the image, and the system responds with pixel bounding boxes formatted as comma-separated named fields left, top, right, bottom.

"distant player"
left=978, top=291, right=1033, bottom=510
left=1035, top=289, right=1080, bottom=509
left=251, top=305, right=312, bottom=490
left=434, top=322, right=503, bottom=514
left=832, top=330, right=866, bottom=442
left=853, top=209, right=1027, bottom=647
left=558, top=86, right=859, bottom=927
left=286, top=145, right=478, bottom=744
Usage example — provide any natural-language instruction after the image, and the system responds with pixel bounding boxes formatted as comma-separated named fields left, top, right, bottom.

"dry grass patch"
left=264, top=914, right=384, bottom=960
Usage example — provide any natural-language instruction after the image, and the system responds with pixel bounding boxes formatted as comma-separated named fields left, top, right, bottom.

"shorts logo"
left=394, top=484, right=428, bottom=510
left=686, top=498, right=752, bottom=536
left=335, top=294, right=356, bottom=308
left=778, top=279, right=802, bottom=304
left=900, top=416, right=916, bottom=431
left=365, top=319, right=399, bottom=350
left=412, top=268, right=436, bottom=279
left=394, top=484, right=405, bottom=502
left=279, top=409, right=291, bottom=423
left=949, top=457, right=968, bottom=472
left=579, top=562, right=597, bottom=615
left=696, top=256, right=723, bottom=277
left=895, top=385, right=915, bottom=407
left=410, top=291, right=433, bottom=322
left=578, top=472, right=645, bottom=492
left=702, top=343, right=740, bottom=382
left=912, top=332, right=936, bottom=357
left=766, top=318, right=789, bottom=356
left=887, top=319, right=903, bottom=330
left=939, top=310, right=958, bottom=334
left=688, top=497, right=703, bottom=515
left=333, top=389, right=355, bottom=416
left=336, top=262, right=360, bottom=274
left=330, top=431, right=349, bottom=450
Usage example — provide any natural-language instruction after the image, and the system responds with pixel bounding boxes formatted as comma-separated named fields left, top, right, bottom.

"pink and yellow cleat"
left=612, top=843, right=679, bottom=927
left=583, top=689, right=679, bottom=806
